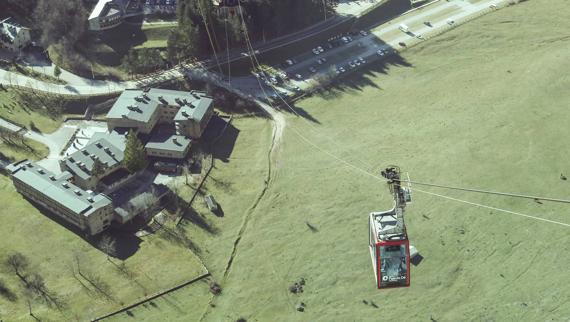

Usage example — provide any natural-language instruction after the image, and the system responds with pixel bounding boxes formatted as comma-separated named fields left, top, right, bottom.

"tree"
left=53, top=65, right=62, bottom=80
left=4, top=252, right=29, bottom=281
left=91, top=158, right=105, bottom=177
left=122, top=48, right=166, bottom=75
left=99, top=234, right=116, bottom=261
left=167, top=24, right=202, bottom=63
left=122, top=130, right=147, bottom=173
left=34, top=0, right=87, bottom=48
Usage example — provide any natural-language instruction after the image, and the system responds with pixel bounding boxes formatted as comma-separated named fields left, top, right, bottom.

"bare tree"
left=5, top=252, right=30, bottom=281
left=99, top=235, right=116, bottom=261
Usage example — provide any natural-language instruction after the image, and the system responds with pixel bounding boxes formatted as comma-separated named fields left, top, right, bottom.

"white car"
left=377, top=49, right=384, bottom=56
left=317, top=58, right=327, bottom=65
left=317, top=46, right=324, bottom=53
left=312, top=48, right=320, bottom=55
left=359, top=30, right=368, bottom=36
left=285, top=59, right=295, bottom=66
left=358, top=57, right=365, bottom=64
left=447, top=18, right=455, bottom=25
left=348, top=61, right=356, bottom=68
left=308, top=66, right=317, bottom=73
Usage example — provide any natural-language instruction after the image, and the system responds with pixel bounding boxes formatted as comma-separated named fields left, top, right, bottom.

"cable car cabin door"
left=376, top=240, right=410, bottom=289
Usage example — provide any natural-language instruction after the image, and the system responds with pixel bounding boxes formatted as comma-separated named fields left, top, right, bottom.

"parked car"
left=377, top=49, right=385, bottom=56
left=358, top=57, right=365, bottom=64
left=317, top=46, right=324, bottom=53
left=359, top=30, right=369, bottom=36
left=447, top=18, right=455, bottom=25
left=317, top=58, right=327, bottom=65
left=341, top=36, right=349, bottom=44
left=348, top=61, right=356, bottom=68
left=399, top=41, right=407, bottom=47
left=295, top=73, right=303, bottom=80
left=285, top=59, right=296, bottom=66
left=312, top=48, right=320, bottom=55
left=308, top=66, right=317, bottom=73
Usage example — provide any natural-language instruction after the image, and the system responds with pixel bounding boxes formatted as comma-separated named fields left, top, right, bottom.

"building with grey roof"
left=174, top=96, right=214, bottom=139
left=7, top=160, right=114, bottom=235
left=145, top=134, right=192, bottom=159
left=59, top=135, right=128, bottom=191
left=0, top=18, right=31, bottom=52
left=106, top=88, right=214, bottom=139
left=88, top=0, right=142, bottom=31
left=59, top=132, right=131, bottom=192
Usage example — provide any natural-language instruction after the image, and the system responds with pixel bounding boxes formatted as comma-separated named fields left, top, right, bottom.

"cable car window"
left=379, top=244, right=407, bottom=287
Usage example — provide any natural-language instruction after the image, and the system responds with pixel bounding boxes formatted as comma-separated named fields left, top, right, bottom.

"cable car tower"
left=369, top=166, right=413, bottom=289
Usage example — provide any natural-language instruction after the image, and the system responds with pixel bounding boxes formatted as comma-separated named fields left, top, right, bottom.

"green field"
left=0, top=172, right=208, bottom=321
left=105, top=116, right=273, bottom=321
left=0, top=89, right=64, bottom=134
left=111, top=0, right=570, bottom=320
left=0, top=137, right=48, bottom=162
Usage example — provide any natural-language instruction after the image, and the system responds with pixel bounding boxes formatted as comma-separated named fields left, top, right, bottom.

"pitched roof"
left=174, top=96, right=213, bottom=122
left=63, top=137, right=125, bottom=181
left=106, top=88, right=213, bottom=124
left=145, top=133, right=191, bottom=153
left=89, top=0, right=128, bottom=20
left=106, top=89, right=159, bottom=123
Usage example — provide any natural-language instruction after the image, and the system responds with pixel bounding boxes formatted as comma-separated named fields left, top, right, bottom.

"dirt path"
left=222, top=102, right=284, bottom=279
left=199, top=101, right=286, bottom=321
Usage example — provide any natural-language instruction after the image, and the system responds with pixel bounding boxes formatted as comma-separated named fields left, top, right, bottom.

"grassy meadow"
left=135, top=0, right=569, bottom=321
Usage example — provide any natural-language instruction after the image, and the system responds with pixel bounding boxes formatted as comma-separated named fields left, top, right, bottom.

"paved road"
left=262, top=0, right=508, bottom=98
left=0, top=68, right=135, bottom=95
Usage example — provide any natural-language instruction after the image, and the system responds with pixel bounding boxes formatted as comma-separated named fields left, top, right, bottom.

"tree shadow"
left=157, top=224, right=202, bottom=255
left=168, top=193, right=220, bottom=235
left=178, top=205, right=220, bottom=235
left=311, top=43, right=413, bottom=100
left=212, top=203, right=224, bottom=218
left=275, top=102, right=321, bottom=124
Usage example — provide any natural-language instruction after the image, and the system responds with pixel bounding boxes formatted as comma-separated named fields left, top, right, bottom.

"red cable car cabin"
left=369, top=207, right=410, bottom=289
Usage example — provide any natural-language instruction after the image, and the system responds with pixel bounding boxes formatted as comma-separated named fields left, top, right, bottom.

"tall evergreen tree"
left=91, top=158, right=105, bottom=177
left=122, top=131, right=147, bottom=173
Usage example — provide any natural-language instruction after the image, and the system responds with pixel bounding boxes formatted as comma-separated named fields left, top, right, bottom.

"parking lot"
left=249, top=0, right=505, bottom=102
